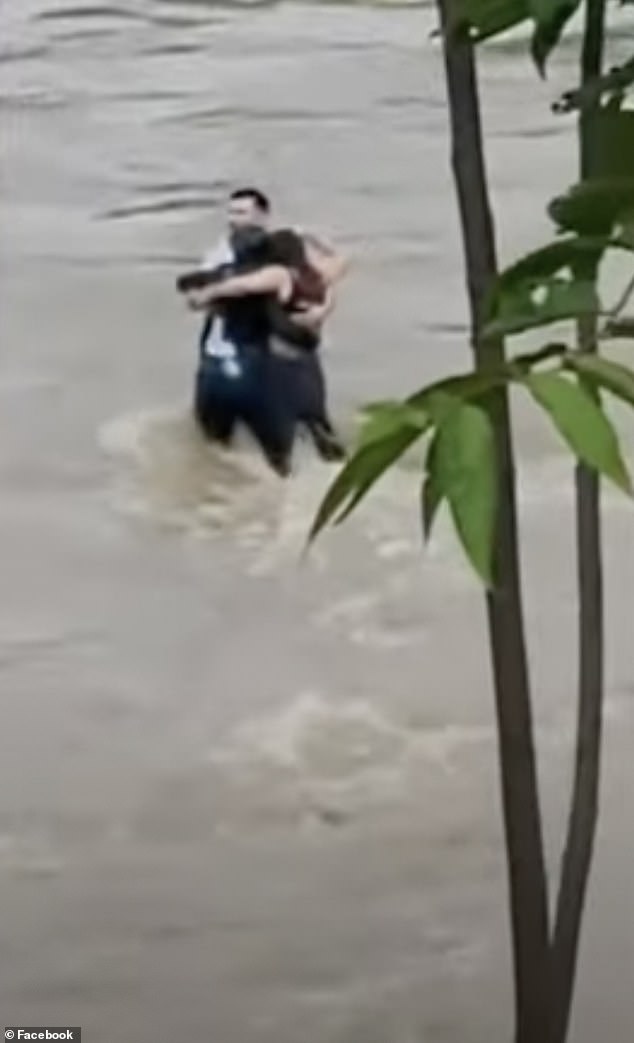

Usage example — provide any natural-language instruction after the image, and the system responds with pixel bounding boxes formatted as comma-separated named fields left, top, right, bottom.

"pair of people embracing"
left=177, top=187, right=347, bottom=476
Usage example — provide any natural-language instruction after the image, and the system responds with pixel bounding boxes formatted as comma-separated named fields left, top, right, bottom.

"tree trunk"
left=437, top=4, right=552, bottom=1040
left=551, top=2, right=607, bottom=1039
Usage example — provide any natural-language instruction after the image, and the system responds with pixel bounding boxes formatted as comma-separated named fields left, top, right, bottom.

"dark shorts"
left=194, top=346, right=295, bottom=475
left=276, top=351, right=345, bottom=461
left=269, top=351, right=331, bottom=427
left=294, top=353, right=330, bottom=427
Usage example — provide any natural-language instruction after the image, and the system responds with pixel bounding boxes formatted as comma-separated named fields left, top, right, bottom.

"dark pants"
left=292, top=352, right=345, bottom=461
left=294, top=353, right=329, bottom=427
left=194, top=346, right=295, bottom=476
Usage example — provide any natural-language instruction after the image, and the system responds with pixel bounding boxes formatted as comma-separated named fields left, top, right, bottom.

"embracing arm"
left=193, top=265, right=291, bottom=306
left=176, top=264, right=230, bottom=294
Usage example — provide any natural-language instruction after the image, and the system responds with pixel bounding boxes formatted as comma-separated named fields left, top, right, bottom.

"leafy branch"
left=308, top=345, right=634, bottom=584
left=553, top=55, right=634, bottom=113
left=309, top=184, right=634, bottom=583
left=602, top=272, right=634, bottom=337
left=453, top=0, right=585, bottom=73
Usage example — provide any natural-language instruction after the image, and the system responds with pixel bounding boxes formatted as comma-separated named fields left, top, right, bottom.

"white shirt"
left=200, top=235, right=234, bottom=272
left=200, top=236, right=236, bottom=361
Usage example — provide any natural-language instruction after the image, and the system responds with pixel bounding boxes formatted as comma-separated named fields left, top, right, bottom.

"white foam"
left=98, top=403, right=633, bottom=600
left=206, top=691, right=498, bottom=831
left=209, top=691, right=408, bottom=775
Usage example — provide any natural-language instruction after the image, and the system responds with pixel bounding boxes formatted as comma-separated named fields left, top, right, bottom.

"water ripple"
left=160, top=104, right=360, bottom=129
left=34, top=5, right=144, bottom=23
left=99, top=194, right=222, bottom=220
left=0, top=45, right=49, bottom=63
left=140, top=41, right=208, bottom=55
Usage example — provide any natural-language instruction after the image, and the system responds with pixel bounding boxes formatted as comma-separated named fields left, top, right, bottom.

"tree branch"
left=553, top=55, right=634, bottom=113
left=551, top=2, right=607, bottom=1040
left=608, top=272, right=634, bottom=320
left=438, top=4, right=552, bottom=1040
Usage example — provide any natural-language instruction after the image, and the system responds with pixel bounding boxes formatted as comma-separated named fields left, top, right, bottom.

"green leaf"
left=407, top=373, right=503, bottom=411
left=421, top=432, right=444, bottom=541
left=529, top=0, right=581, bottom=75
left=484, top=275, right=599, bottom=339
left=523, top=371, right=632, bottom=491
left=553, top=57, right=634, bottom=114
left=433, top=400, right=497, bottom=585
left=406, top=348, right=566, bottom=404
left=309, top=372, right=506, bottom=546
left=308, top=422, right=428, bottom=543
left=356, top=401, right=429, bottom=450
left=483, top=237, right=603, bottom=339
left=563, top=353, right=634, bottom=407
left=493, top=237, right=604, bottom=285
left=358, top=399, right=398, bottom=417
left=549, top=179, right=634, bottom=237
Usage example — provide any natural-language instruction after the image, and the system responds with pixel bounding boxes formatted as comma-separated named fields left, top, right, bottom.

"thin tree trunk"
left=551, top=2, right=607, bottom=1039
left=437, top=5, right=552, bottom=1040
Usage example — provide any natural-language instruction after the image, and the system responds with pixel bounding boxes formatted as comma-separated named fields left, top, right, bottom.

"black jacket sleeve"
left=176, top=263, right=234, bottom=293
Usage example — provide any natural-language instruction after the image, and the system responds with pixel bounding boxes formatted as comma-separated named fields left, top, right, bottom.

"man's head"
left=227, top=187, right=271, bottom=231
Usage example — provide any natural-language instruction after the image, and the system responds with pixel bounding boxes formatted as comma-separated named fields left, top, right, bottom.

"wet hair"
left=267, top=228, right=308, bottom=268
left=229, top=187, right=271, bottom=214
left=268, top=228, right=325, bottom=303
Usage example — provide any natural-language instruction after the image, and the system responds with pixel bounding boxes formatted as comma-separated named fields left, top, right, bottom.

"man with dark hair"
left=201, top=187, right=271, bottom=271
left=229, top=186, right=271, bottom=214
left=196, top=188, right=272, bottom=364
